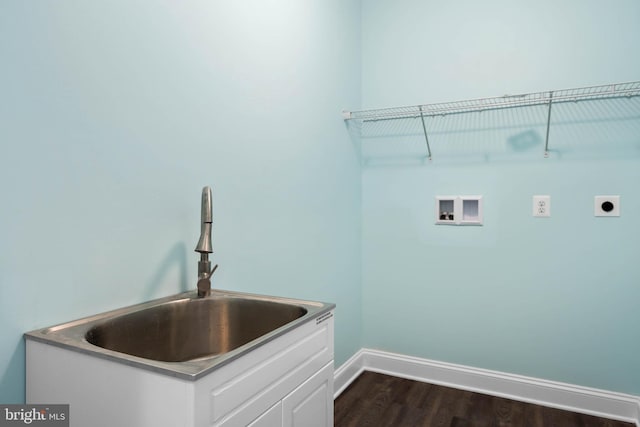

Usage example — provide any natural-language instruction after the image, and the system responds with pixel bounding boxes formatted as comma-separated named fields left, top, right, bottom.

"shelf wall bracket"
left=419, top=106, right=433, bottom=160
left=543, top=91, right=553, bottom=158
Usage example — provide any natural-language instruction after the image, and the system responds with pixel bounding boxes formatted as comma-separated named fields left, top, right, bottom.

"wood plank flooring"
left=334, top=371, right=635, bottom=427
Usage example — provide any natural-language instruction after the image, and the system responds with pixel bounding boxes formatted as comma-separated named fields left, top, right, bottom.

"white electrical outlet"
left=533, top=195, right=551, bottom=217
left=594, top=195, right=620, bottom=217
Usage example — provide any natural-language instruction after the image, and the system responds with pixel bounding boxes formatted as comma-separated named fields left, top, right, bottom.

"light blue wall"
left=361, top=0, right=640, bottom=395
left=0, top=1, right=362, bottom=403
left=3, top=0, right=639, bottom=406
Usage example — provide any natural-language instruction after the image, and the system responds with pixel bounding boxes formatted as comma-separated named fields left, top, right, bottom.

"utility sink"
left=25, top=289, right=333, bottom=379
left=85, top=297, right=307, bottom=362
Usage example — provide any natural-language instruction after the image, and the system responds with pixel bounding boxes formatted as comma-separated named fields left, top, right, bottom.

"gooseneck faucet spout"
left=195, top=187, right=213, bottom=253
left=195, top=186, right=218, bottom=297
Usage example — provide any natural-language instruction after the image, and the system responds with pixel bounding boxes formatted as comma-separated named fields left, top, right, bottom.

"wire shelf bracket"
left=543, top=91, right=553, bottom=158
left=418, top=105, right=433, bottom=160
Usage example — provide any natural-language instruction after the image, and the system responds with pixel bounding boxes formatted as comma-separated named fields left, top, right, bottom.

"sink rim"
left=24, top=289, right=334, bottom=380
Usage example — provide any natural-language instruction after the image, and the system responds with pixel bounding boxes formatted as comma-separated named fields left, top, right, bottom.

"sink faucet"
left=195, top=186, right=218, bottom=297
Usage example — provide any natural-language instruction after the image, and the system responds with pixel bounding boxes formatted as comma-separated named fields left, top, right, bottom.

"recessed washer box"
left=594, top=195, right=620, bottom=217
left=436, top=196, right=483, bottom=225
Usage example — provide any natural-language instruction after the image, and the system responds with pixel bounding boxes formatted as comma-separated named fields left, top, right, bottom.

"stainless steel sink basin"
left=85, top=297, right=307, bottom=362
left=25, top=290, right=334, bottom=379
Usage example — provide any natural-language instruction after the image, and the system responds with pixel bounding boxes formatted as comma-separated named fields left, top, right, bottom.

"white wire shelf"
left=343, top=80, right=640, bottom=160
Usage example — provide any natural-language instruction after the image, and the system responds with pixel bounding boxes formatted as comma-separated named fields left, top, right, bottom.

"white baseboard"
left=333, top=349, right=365, bottom=398
left=334, top=348, right=640, bottom=426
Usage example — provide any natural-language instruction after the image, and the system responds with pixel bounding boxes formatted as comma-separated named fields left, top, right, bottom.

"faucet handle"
left=209, top=264, right=219, bottom=277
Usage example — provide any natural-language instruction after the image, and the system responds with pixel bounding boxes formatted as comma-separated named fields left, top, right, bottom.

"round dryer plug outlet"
left=594, top=195, right=620, bottom=217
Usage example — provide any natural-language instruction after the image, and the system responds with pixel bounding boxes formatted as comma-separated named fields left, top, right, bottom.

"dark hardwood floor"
left=334, top=371, right=635, bottom=427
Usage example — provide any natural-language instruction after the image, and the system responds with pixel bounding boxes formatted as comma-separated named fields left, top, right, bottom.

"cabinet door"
left=282, top=361, right=333, bottom=427
left=248, top=401, right=282, bottom=427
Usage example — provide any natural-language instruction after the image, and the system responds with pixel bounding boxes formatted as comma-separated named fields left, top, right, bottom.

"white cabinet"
left=248, top=402, right=282, bottom=427
left=27, top=311, right=334, bottom=427
left=283, top=362, right=333, bottom=427
left=244, top=361, right=334, bottom=427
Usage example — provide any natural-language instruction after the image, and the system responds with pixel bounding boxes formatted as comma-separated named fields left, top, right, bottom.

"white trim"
left=334, top=348, right=640, bottom=426
left=333, top=348, right=366, bottom=399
